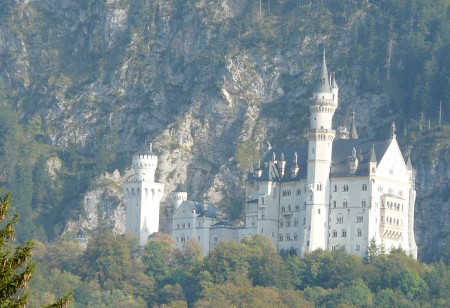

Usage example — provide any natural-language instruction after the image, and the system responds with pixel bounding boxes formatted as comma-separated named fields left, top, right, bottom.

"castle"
left=123, top=53, right=418, bottom=259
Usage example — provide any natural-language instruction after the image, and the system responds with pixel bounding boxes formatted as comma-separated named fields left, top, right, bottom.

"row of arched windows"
left=381, top=216, right=403, bottom=226
left=282, top=189, right=291, bottom=196
left=176, top=222, right=191, bottom=229
left=279, top=233, right=298, bottom=241
left=382, top=201, right=404, bottom=211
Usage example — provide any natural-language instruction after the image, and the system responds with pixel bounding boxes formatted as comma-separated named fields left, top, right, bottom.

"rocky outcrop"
left=1, top=1, right=448, bottom=261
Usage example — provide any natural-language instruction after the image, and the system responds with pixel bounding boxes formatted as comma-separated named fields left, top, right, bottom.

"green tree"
left=0, top=192, right=35, bottom=306
left=0, top=192, right=71, bottom=307
left=142, top=236, right=176, bottom=282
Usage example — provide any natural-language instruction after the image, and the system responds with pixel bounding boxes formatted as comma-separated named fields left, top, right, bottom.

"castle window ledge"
left=246, top=199, right=258, bottom=203
left=282, top=212, right=293, bottom=218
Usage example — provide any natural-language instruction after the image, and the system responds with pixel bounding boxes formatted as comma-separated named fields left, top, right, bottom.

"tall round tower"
left=303, top=51, right=338, bottom=254
left=123, top=143, right=165, bottom=246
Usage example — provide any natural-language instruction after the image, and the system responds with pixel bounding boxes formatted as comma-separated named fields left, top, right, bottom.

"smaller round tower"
left=173, top=184, right=188, bottom=211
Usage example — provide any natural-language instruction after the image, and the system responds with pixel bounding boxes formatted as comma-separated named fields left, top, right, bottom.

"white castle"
left=124, top=53, right=418, bottom=259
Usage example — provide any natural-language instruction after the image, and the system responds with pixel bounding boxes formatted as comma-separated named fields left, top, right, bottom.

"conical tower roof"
left=314, top=50, right=331, bottom=93
left=331, top=72, right=338, bottom=89
left=350, top=110, right=358, bottom=139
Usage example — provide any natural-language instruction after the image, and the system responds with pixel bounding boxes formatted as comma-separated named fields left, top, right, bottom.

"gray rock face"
left=1, top=1, right=448, bottom=261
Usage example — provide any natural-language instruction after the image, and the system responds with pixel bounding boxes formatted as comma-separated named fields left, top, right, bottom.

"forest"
left=22, top=226, right=450, bottom=307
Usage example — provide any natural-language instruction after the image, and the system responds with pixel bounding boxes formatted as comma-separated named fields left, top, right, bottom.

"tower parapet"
left=131, top=143, right=158, bottom=182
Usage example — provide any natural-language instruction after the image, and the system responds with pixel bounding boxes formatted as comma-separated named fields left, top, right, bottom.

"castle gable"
left=376, top=138, right=409, bottom=181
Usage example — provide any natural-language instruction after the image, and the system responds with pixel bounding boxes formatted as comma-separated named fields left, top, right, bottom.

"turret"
left=348, top=147, right=359, bottom=174
left=350, top=109, right=358, bottom=139
left=123, top=142, right=165, bottom=246
left=291, top=152, right=300, bottom=178
left=173, top=184, right=188, bottom=211
left=278, top=152, right=286, bottom=177
left=369, top=144, right=377, bottom=174
left=331, top=72, right=339, bottom=105
left=132, top=143, right=158, bottom=182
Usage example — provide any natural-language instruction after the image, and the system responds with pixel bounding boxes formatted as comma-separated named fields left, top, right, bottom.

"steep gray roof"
left=331, top=139, right=390, bottom=177
left=180, top=200, right=217, bottom=218
left=249, top=138, right=392, bottom=182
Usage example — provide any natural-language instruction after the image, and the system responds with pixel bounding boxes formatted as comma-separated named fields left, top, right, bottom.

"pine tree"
left=0, top=192, right=35, bottom=306
left=364, top=237, right=379, bottom=264
left=0, top=192, right=71, bottom=307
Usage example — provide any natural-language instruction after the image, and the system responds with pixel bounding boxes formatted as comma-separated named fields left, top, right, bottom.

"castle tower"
left=123, top=143, right=165, bottom=246
left=303, top=50, right=338, bottom=254
left=173, top=184, right=188, bottom=211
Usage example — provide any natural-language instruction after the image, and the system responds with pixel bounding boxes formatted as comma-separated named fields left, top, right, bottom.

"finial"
left=391, top=122, right=396, bottom=137
left=370, top=144, right=377, bottom=163
left=257, top=160, right=261, bottom=169
left=281, top=152, right=285, bottom=161
left=352, top=147, right=357, bottom=158
left=267, top=141, right=272, bottom=150
left=294, top=152, right=298, bottom=164
left=323, top=48, right=326, bottom=62
left=149, top=142, right=153, bottom=152
left=272, top=152, right=276, bottom=161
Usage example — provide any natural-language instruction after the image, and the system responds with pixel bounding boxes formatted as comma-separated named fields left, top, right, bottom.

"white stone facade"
left=127, top=55, right=417, bottom=259
left=123, top=144, right=164, bottom=246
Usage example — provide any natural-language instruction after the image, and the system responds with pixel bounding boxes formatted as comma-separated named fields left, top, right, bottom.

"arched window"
left=294, top=233, right=298, bottom=240
left=279, top=220, right=284, bottom=228
left=337, top=214, right=343, bottom=224
left=356, top=214, right=363, bottom=223
left=332, top=230, right=337, bottom=237
left=294, top=218, right=298, bottom=227
left=342, top=229, right=347, bottom=237
left=357, top=229, right=362, bottom=237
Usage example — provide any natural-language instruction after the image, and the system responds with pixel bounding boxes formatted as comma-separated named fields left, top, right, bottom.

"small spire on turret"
left=391, top=122, right=396, bottom=138
left=293, top=152, right=298, bottom=165
left=370, top=144, right=377, bottom=163
left=331, top=72, right=338, bottom=89
left=407, top=155, right=413, bottom=171
left=350, top=109, right=358, bottom=139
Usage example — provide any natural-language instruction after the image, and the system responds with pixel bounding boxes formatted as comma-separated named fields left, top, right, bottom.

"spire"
left=350, top=109, right=358, bottom=139
left=331, top=72, right=338, bottom=89
left=370, top=144, right=377, bottom=163
left=406, top=155, right=413, bottom=171
left=390, top=122, right=396, bottom=138
left=314, top=49, right=331, bottom=93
